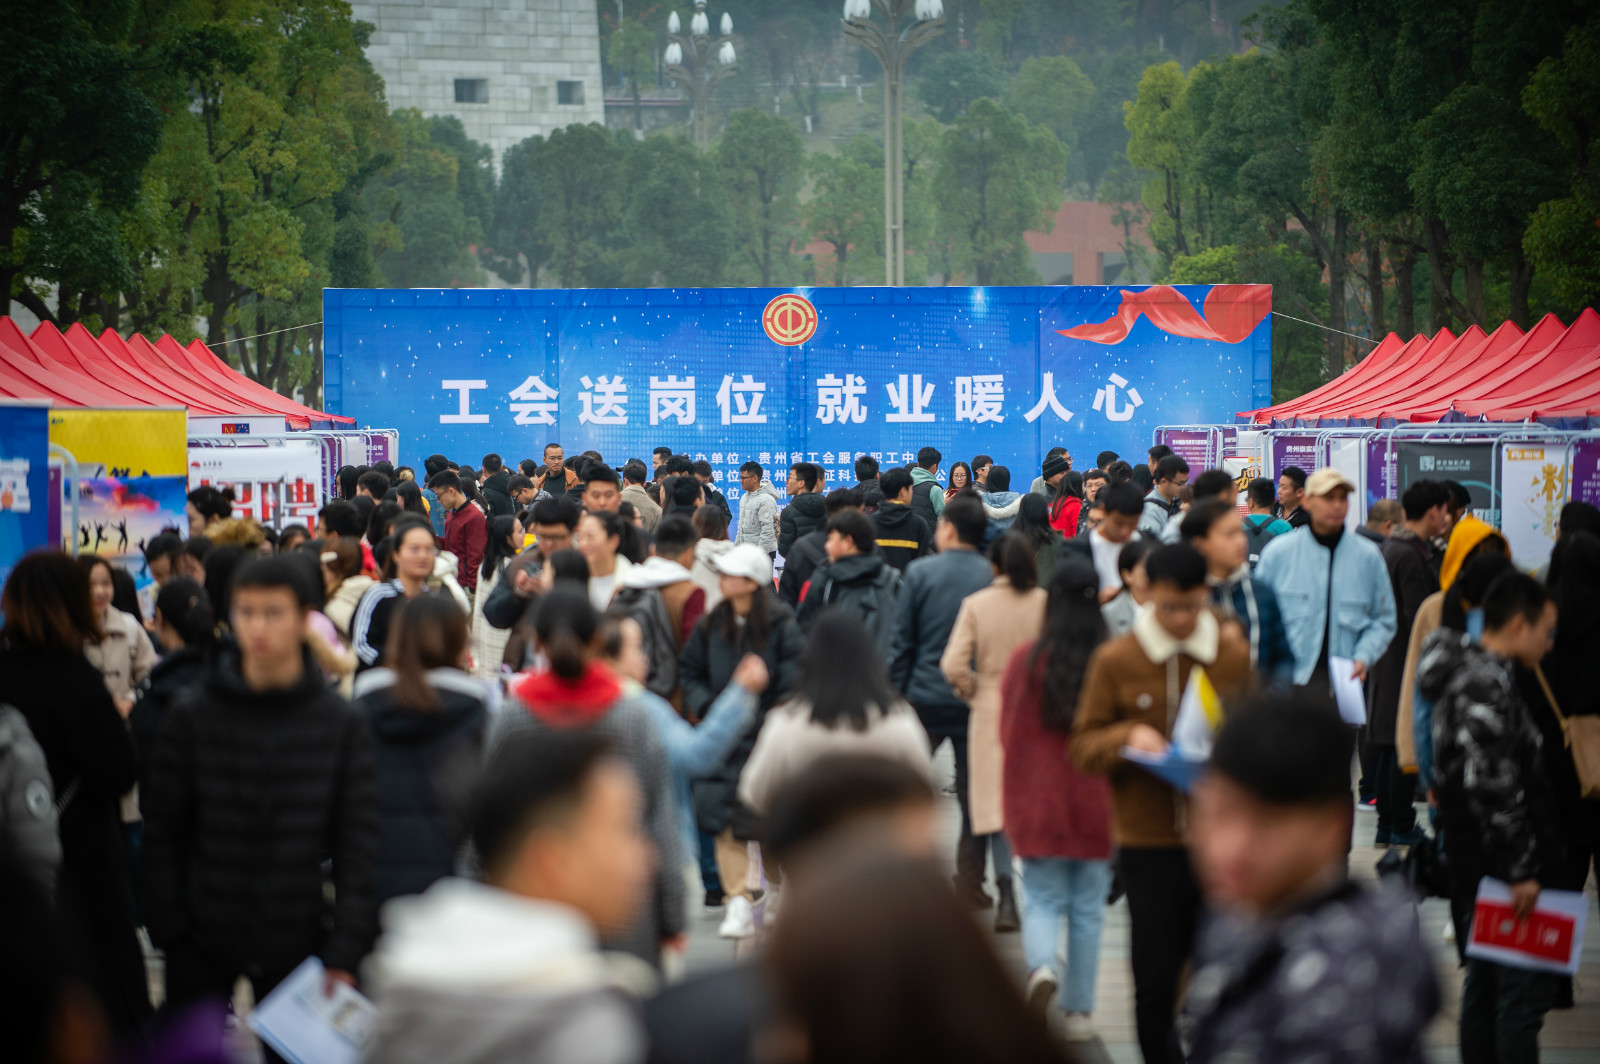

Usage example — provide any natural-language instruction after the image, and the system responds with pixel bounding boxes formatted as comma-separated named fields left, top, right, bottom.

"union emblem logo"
left=762, top=294, right=818, bottom=346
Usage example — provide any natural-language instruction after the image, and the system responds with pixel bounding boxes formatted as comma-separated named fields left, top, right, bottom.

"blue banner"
left=0, top=401, right=51, bottom=590
left=324, top=285, right=1270, bottom=516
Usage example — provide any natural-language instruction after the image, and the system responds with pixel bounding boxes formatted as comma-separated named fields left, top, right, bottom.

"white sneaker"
left=1062, top=1013, right=1098, bottom=1043
left=762, top=887, right=780, bottom=928
left=1442, top=921, right=1456, bottom=944
left=718, top=895, right=756, bottom=939
left=1025, top=966, right=1057, bottom=1019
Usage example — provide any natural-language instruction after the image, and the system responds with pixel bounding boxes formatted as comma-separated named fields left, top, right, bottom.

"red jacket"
left=442, top=501, right=486, bottom=591
left=999, top=642, right=1113, bottom=860
left=1049, top=496, right=1081, bottom=536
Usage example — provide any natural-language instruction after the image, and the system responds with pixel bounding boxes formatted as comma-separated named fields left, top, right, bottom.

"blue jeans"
left=1020, top=857, right=1112, bottom=1014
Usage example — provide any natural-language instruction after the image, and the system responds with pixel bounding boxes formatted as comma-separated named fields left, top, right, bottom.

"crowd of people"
left=1, top=436, right=1596, bottom=1064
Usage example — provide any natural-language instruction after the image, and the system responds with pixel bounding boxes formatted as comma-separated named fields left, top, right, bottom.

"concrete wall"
left=351, top=0, right=607, bottom=162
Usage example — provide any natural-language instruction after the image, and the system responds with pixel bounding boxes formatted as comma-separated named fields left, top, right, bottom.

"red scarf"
left=512, top=661, right=622, bottom=725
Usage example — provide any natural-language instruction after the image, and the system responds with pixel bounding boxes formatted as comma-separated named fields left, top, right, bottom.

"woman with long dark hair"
left=353, top=517, right=465, bottom=671
left=0, top=552, right=148, bottom=1036
left=1011, top=494, right=1065, bottom=586
left=1049, top=471, right=1084, bottom=536
left=945, top=461, right=973, bottom=501
left=691, top=504, right=735, bottom=609
left=78, top=554, right=158, bottom=715
left=354, top=595, right=488, bottom=905
left=488, top=586, right=684, bottom=965
left=941, top=533, right=1048, bottom=934
left=739, top=611, right=931, bottom=817
left=470, top=514, right=521, bottom=676
left=575, top=509, right=634, bottom=610
left=1000, top=561, right=1114, bottom=1039
left=680, top=543, right=805, bottom=939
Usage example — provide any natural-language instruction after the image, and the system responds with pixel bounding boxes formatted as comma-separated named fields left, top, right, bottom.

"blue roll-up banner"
left=324, top=284, right=1271, bottom=519
left=0, top=401, right=51, bottom=590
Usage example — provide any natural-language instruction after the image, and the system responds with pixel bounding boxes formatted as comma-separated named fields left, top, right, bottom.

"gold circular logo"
left=762, top=294, right=818, bottom=346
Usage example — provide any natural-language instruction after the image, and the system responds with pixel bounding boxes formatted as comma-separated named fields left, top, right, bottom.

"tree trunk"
left=14, top=284, right=56, bottom=325
left=56, top=284, right=78, bottom=327
left=1365, top=238, right=1385, bottom=338
left=1423, top=217, right=1454, bottom=333
left=1392, top=240, right=1418, bottom=339
left=1326, top=208, right=1349, bottom=376
left=309, top=327, right=324, bottom=409
left=1506, top=232, right=1534, bottom=330
left=1462, top=257, right=1486, bottom=328
left=632, top=78, right=642, bottom=132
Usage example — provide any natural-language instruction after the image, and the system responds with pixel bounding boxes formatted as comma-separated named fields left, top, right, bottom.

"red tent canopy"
left=0, top=317, right=352, bottom=426
left=1239, top=310, right=1600, bottom=426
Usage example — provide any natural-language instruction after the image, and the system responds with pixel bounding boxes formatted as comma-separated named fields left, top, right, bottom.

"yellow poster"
left=49, top=408, right=187, bottom=477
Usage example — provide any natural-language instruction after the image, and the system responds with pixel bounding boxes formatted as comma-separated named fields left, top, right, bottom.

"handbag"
left=1534, top=665, right=1600, bottom=800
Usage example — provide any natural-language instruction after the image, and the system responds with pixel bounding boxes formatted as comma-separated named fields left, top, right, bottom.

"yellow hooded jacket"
left=1438, top=513, right=1507, bottom=590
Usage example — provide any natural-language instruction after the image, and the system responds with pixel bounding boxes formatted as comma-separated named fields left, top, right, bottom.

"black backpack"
left=1243, top=516, right=1280, bottom=568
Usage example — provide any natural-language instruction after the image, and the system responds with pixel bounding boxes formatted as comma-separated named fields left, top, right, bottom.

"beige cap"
left=1304, top=467, right=1355, bottom=498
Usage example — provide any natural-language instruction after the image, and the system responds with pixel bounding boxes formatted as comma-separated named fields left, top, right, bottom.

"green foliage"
left=1006, top=56, right=1094, bottom=182
left=618, top=134, right=731, bottom=288
left=369, top=112, right=490, bottom=288
left=717, top=110, right=805, bottom=286
left=933, top=99, right=1066, bottom=285
left=917, top=51, right=1009, bottom=125
left=608, top=20, right=656, bottom=131
left=806, top=141, right=883, bottom=286
left=537, top=124, right=627, bottom=288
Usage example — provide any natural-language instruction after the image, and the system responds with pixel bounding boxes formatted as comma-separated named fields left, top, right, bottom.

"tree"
left=933, top=99, right=1066, bottom=285
left=617, top=134, right=731, bottom=287
left=1522, top=9, right=1600, bottom=311
left=1124, top=62, right=1202, bottom=261
left=917, top=51, right=1009, bottom=125
left=805, top=142, right=883, bottom=286
left=487, top=136, right=552, bottom=286
left=608, top=20, right=656, bottom=133
left=1006, top=56, right=1095, bottom=180
left=1, top=2, right=165, bottom=325
left=717, top=110, right=804, bottom=287
left=537, top=124, right=626, bottom=288
left=368, top=112, right=492, bottom=288
left=122, top=0, right=393, bottom=379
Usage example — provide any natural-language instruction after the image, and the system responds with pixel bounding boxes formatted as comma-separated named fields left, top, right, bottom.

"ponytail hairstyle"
left=482, top=514, right=519, bottom=581
left=187, top=485, right=235, bottom=524
left=154, top=576, right=217, bottom=654
left=583, top=509, right=644, bottom=565
left=534, top=585, right=600, bottom=680
left=385, top=595, right=470, bottom=710
left=320, top=538, right=363, bottom=586
left=1030, top=562, right=1106, bottom=732
left=988, top=532, right=1037, bottom=592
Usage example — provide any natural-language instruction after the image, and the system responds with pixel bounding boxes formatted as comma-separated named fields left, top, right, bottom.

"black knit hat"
left=1041, top=453, right=1070, bottom=480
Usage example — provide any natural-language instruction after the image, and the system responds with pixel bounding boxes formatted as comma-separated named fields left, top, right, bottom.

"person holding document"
left=1072, top=544, right=1253, bottom=1064
left=1420, top=571, right=1568, bottom=1063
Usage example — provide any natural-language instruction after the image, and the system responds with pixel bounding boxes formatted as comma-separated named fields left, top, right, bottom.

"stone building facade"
left=351, top=0, right=607, bottom=161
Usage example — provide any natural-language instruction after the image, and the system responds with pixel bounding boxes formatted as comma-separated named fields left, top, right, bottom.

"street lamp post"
left=664, top=2, right=737, bottom=149
left=843, top=0, right=945, bottom=286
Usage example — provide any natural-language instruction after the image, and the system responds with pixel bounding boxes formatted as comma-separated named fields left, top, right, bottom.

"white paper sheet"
left=247, top=956, right=374, bottom=1064
left=1465, top=877, right=1589, bottom=976
left=1327, top=656, right=1367, bottom=726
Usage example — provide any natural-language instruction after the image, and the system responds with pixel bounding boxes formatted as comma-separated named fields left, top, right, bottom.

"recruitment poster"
left=0, top=401, right=51, bottom=589
left=325, top=284, right=1272, bottom=527
left=1499, top=443, right=1568, bottom=569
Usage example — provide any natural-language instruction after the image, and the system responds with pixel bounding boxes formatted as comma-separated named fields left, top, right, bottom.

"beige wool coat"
left=941, top=578, right=1048, bottom=836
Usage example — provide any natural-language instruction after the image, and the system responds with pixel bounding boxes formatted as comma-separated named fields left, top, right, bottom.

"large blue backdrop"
left=323, top=284, right=1270, bottom=513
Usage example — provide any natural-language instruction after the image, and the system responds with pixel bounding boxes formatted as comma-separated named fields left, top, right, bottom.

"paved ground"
left=681, top=744, right=1600, bottom=1063
left=167, top=744, right=1599, bottom=1062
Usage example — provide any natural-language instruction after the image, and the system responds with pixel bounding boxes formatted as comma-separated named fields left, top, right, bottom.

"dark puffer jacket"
left=680, top=597, right=804, bottom=837
left=795, top=552, right=902, bottom=661
left=353, top=668, right=487, bottom=906
left=142, top=647, right=378, bottom=976
left=479, top=470, right=516, bottom=517
left=890, top=548, right=997, bottom=720
left=873, top=502, right=932, bottom=572
left=778, top=492, right=827, bottom=557
left=130, top=644, right=210, bottom=793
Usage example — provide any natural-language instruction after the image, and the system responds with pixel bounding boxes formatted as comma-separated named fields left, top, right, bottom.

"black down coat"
left=354, top=667, right=487, bottom=906
left=679, top=596, right=804, bottom=838
left=141, top=647, right=378, bottom=976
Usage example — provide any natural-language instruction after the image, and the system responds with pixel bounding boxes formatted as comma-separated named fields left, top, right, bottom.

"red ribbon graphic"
left=1057, top=285, right=1271, bottom=345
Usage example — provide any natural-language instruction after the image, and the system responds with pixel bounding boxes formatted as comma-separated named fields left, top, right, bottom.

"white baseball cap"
left=710, top=542, right=773, bottom=585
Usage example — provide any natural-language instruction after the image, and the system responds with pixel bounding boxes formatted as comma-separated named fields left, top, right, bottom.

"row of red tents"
left=0, top=317, right=352, bottom=429
left=1240, top=307, right=1600, bottom=426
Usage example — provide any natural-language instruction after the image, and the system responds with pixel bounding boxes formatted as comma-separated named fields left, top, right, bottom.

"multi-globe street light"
left=842, top=0, right=945, bottom=286
left=664, top=2, right=737, bottom=148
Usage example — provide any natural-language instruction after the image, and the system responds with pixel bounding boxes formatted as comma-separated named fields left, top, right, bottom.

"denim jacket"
left=1254, top=526, right=1397, bottom=687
